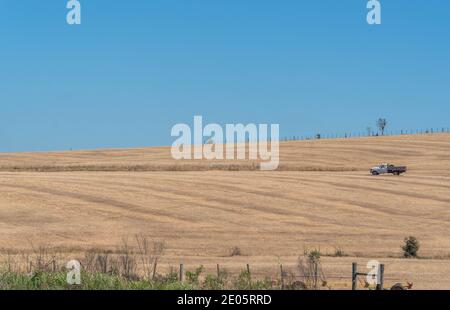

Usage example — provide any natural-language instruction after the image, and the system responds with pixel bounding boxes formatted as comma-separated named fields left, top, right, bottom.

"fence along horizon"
left=171, top=116, right=280, bottom=171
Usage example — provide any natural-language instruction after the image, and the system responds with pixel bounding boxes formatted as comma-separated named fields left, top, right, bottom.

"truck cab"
left=371, top=163, right=389, bottom=175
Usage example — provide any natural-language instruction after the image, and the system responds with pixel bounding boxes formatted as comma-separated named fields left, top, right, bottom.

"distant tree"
left=316, top=133, right=321, bottom=140
left=377, top=118, right=388, bottom=136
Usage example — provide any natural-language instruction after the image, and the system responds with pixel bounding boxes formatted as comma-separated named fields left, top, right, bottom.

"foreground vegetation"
left=0, top=237, right=285, bottom=290
left=0, top=270, right=193, bottom=290
left=0, top=268, right=282, bottom=290
left=0, top=238, right=331, bottom=290
left=0, top=236, right=423, bottom=290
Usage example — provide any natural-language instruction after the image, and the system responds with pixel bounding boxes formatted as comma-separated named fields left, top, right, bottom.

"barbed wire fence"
left=174, top=262, right=430, bottom=290
left=281, top=127, right=450, bottom=142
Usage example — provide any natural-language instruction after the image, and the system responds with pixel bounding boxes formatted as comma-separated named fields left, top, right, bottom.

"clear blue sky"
left=1, top=1, right=449, bottom=152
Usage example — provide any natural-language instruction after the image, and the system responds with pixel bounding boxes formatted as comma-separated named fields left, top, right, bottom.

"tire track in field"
left=262, top=172, right=450, bottom=205
left=18, top=174, right=348, bottom=229
left=143, top=174, right=401, bottom=226
left=298, top=177, right=450, bottom=206
left=2, top=176, right=310, bottom=229
left=63, top=176, right=318, bottom=227
left=1, top=183, right=198, bottom=225
left=257, top=173, right=450, bottom=220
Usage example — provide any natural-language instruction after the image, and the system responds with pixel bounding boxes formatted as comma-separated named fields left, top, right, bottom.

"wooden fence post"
left=352, top=262, right=357, bottom=291
left=152, top=259, right=158, bottom=280
left=376, top=264, right=385, bottom=290
left=280, top=265, right=285, bottom=290
left=217, top=264, right=220, bottom=278
left=179, top=264, right=184, bottom=282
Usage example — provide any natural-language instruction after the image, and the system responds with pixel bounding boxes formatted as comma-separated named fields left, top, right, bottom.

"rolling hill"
left=1, top=133, right=449, bottom=289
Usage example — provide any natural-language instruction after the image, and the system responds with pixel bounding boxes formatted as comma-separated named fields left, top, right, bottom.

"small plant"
left=333, top=247, right=346, bottom=257
left=202, top=269, right=229, bottom=290
left=298, top=248, right=326, bottom=290
left=402, top=236, right=420, bottom=258
left=306, top=248, right=321, bottom=262
left=135, top=234, right=165, bottom=281
left=185, top=266, right=204, bottom=286
left=230, top=246, right=242, bottom=257
left=233, top=270, right=252, bottom=290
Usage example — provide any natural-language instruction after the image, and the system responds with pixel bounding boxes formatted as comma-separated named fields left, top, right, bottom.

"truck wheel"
left=372, top=171, right=379, bottom=176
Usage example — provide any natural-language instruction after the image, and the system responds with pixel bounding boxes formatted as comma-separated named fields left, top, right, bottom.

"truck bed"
left=388, top=166, right=407, bottom=173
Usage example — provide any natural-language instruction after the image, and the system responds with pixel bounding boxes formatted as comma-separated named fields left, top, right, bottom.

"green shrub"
left=202, top=269, right=229, bottom=290
left=185, top=266, right=204, bottom=286
left=402, top=236, right=420, bottom=258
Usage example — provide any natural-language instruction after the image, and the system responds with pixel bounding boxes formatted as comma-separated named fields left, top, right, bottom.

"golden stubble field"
left=0, top=134, right=449, bottom=289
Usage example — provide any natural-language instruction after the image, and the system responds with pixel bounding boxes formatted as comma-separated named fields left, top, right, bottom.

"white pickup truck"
left=370, top=163, right=407, bottom=176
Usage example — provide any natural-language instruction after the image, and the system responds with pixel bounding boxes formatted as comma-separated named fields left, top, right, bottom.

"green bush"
left=185, top=266, right=204, bottom=286
left=402, top=236, right=420, bottom=258
left=232, top=270, right=274, bottom=290
left=202, top=269, right=229, bottom=290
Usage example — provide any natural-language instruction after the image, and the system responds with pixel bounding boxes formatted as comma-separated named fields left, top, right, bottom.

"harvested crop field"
left=0, top=134, right=449, bottom=289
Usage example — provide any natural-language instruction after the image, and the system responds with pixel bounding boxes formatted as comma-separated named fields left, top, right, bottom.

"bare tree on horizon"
left=377, top=118, right=388, bottom=136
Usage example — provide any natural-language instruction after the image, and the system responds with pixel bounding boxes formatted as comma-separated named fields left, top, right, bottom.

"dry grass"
left=0, top=133, right=449, bottom=172
left=0, top=134, right=449, bottom=289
